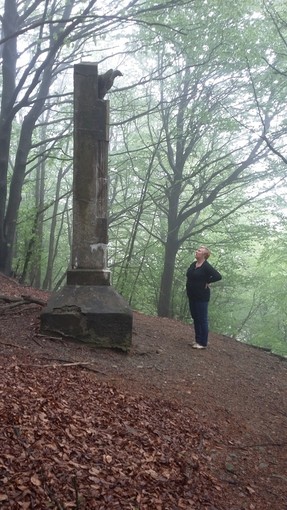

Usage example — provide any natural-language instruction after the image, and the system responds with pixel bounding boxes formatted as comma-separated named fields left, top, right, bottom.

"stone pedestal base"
left=40, top=285, right=132, bottom=352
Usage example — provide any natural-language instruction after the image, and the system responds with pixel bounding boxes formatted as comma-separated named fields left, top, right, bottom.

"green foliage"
left=207, top=201, right=287, bottom=357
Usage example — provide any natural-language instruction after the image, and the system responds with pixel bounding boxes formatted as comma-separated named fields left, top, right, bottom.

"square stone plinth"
left=40, top=285, right=132, bottom=352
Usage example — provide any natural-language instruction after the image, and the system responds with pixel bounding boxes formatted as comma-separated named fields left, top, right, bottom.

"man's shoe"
left=192, top=343, right=206, bottom=349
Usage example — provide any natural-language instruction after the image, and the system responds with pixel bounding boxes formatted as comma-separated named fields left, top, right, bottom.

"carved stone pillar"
left=40, top=63, right=132, bottom=351
left=68, top=63, right=110, bottom=285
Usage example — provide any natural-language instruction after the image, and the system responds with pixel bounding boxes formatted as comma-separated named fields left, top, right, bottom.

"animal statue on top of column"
left=98, top=69, right=123, bottom=99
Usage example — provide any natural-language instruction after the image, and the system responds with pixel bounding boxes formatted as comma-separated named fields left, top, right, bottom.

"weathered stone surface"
left=41, top=285, right=132, bottom=352
left=72, top=64, right=109, bottom=270
left=40, top=63, right=132, bottom=350
left=66, top=269, right=110, bottom=286
left=73, top=133, right=109, bottom=269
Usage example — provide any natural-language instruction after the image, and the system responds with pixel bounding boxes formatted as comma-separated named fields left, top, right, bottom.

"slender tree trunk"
left=128, top=211, right=157, bottom=306
left=42, top=168, right=64, bottom=290
left=33, top=155, right=46, bottom=287
left=116, top=149, right=156, bottom=294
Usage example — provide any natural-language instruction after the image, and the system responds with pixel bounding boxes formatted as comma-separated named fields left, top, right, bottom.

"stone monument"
left=40, top=63, right=132, bottom=351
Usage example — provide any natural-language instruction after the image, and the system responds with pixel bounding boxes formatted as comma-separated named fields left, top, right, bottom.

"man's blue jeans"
left=189, top=301, right=209, bottom=347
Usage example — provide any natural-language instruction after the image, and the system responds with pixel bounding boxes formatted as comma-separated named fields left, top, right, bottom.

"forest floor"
left=0, top=273, right=286, bottom=510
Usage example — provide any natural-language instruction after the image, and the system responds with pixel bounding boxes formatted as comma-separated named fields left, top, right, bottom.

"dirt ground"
left=0, top=273, right=286, bottom=509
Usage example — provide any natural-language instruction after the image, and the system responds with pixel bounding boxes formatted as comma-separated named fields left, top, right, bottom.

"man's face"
left=195, top=247, right=207, bottom=259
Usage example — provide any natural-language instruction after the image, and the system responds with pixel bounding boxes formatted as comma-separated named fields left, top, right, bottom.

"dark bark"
left=157, top=234, right=179, bottom=317
left=20, top=213, right=39, bottom=285
left=0, top=0, right=18, bottom=271
left=3, top=61, right=54, bottom=275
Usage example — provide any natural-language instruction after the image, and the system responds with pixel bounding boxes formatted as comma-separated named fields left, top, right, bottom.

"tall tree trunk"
left=33, top=155, right=46, bottom=288
left=21, top=212, right=39, bottom=284
left=156, top=65, right=188, bottom=317
left=3, top=62, right=53, bottom=274
left=157, top=231, right=179, bottom=317
left=0, top=0, right=18, bottom=272
left=42, top=167, right=65, bottom=290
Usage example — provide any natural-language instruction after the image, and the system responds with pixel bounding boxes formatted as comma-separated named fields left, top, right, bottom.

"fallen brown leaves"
left=0, top=355, right=225, bottom=509
left=0, top=274, right=286, bottom=509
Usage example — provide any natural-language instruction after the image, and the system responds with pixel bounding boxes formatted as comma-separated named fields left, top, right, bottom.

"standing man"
left=186, top=246, right=222, bottom=349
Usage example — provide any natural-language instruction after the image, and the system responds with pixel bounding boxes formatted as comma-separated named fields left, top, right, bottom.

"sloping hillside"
left=0, top=273, right=286, bottom=509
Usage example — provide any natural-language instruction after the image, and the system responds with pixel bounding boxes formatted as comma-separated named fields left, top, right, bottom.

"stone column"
left=40, top=63, right=132, bottom=351
left=67, top=63, right=110, bottom=286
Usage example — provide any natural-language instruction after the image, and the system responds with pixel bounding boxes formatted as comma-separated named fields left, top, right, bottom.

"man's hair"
left=200, top=246, right=211, bottom=259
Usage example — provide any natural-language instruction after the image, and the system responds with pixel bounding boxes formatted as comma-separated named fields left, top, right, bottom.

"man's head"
left=196, top=246, right=211, bottom=260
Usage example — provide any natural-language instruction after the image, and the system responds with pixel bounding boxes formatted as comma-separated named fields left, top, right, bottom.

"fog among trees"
left=1, top=0, right=287, bottom=355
